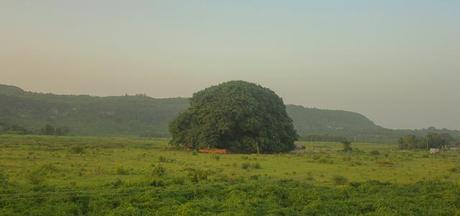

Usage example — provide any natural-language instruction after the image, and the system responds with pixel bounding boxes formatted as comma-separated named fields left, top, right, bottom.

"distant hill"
left=0, top=84, right=188, bottom=136
left=287, top=105, right=392, bottom=141
left=1, top=84, right=459, bottom=142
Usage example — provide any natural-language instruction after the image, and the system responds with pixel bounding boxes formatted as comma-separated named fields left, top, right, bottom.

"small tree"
left=424, top=133, right=452, bottom=149
left=398, top=135, right=418, bottom=149
left=341, top=140, right=352, bottom=152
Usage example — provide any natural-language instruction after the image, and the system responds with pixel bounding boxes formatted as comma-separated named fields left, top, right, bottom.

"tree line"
left=398, top=133, right=455, bottom=149
left=0, top=123, right=70, bottom=136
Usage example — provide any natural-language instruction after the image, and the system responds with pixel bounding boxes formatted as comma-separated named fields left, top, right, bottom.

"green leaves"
left=169, top=81, right=298, bottom=153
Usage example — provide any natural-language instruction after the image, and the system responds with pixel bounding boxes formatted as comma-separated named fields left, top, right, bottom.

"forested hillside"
left=0, top=84, right=188, bottom=136
left=1, top=84, right=459, bottom=141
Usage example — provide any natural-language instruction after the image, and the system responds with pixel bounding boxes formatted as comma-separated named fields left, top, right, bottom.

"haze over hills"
left=0, top=84, right=458, bottom=142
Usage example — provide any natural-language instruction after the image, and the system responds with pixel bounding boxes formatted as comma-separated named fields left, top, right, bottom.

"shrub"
left=449, top=167, right=460, bottom=173
left=370, top=150, right=380, bottom=156
left=152, top=164, right=166, bottom=177
left=116, top=167, right=130, bottom=175
left=149, top=178, right=165, bottom=187
left=341, top=140, right=352, bottom=152
left=241, top=162, right=261, bottom=170
left=111, top=178, right=123, bottom=187
left=0, top=171, right=8, bottom=188
left=251, top=162, right=262, bottom=169
left=186, top=168, right=212, bottom=183
left=342, top=157, right=351, bottom=161
left=333, top=175, right=348, bottom=185
left=158, top=156, right=168, bottom=162
left=158, top=156, right=175, bottom=163
left=349, top=181, right=361, bottom=187
left=70, top=146, right=85, bottom=154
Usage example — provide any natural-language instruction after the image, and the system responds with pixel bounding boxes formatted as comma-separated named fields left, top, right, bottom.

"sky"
left=1, top=0, right=459, bottom=130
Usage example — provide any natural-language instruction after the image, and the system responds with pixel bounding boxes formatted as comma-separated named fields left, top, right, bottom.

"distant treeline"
left=398, top=133, right=456, bottom=149
left=299, top=135, right=347, bottom=142
left=0, top=122, right=70, bottom=136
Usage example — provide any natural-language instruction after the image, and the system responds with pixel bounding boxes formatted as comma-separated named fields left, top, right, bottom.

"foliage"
left=399, top=133, right=453, bottom=149
left=341, top=140, right=353, bottom=152
left=0, top=84, right=189, bottom=137
left=186, top=168, right=212, bottom=183
left=333, top=175, right=348, bottom=185
left=152, top=164, right=166, bottom=177
left=370, top=150, right=380, bottom=156
left=0, top=123, right=30, bottom=135
left=116, top=167, right=131, bottom=175
left=169, top=81, right=298, bottom=153
left=399, top=134, right=420, bottom=149
left=69, top=146, right=85, bottom=154
left=1, top=178, right=459, bottom=215
left=0, top=171, right=8, bottom=188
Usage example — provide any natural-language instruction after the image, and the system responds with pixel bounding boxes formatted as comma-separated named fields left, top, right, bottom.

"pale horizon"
left=1, top=0, right=459, bottom=130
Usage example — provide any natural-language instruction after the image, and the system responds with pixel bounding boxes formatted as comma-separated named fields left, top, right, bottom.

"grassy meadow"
left=1, top=135, right=460, bottom=215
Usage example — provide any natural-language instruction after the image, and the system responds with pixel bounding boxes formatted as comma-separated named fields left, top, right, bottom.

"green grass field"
left=1, top=135, right=460, bottom=215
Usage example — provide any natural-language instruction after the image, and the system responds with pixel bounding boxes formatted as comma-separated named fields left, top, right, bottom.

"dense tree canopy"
left=169, top=81, right=298, bottom=153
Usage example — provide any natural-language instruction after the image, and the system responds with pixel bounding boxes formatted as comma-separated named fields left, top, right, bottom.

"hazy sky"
left=1, top=0, right=459, bottom=130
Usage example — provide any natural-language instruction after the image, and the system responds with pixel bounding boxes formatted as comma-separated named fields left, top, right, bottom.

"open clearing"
left=1, top=135, right=460, bottom=215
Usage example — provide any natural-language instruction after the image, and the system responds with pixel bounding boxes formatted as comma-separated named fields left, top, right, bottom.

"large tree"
left=169, top=81, right=298, bottom=153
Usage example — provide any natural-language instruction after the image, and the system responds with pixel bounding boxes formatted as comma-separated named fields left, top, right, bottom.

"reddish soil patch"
left=198, top=148, right=228, bottom=154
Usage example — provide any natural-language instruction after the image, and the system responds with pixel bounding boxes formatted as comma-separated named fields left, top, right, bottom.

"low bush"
left=251, top=162, right=261, bottom=169
left=370, top=150, right=380, bottom=156
left=158, top=156, right=175, bottom=163
left=149, top=178, right=165, bottom=187
left=111, top=178, right=123, bottom=187
left=0, top=171, right=8, bottom=188
left=241, top=162, right=262, bottom=170
left=241, top=163, right=250, bottom=170
left=186, top=168, right=212, bottom=183
left=152, top=164, right=166, bottom=177
left=116, top=167, right=130, bottom=175
left=69, top=146, right=85, bottom=154
left=449, top=167, right=460, bottom=173
left=333, top=175, right=348, bottom=185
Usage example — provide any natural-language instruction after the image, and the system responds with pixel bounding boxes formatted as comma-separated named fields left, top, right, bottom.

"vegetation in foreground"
left=1, top=135, right=460, bottom=215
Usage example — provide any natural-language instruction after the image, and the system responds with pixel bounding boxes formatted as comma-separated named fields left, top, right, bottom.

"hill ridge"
left=1, top=84, right=458, bottom=141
